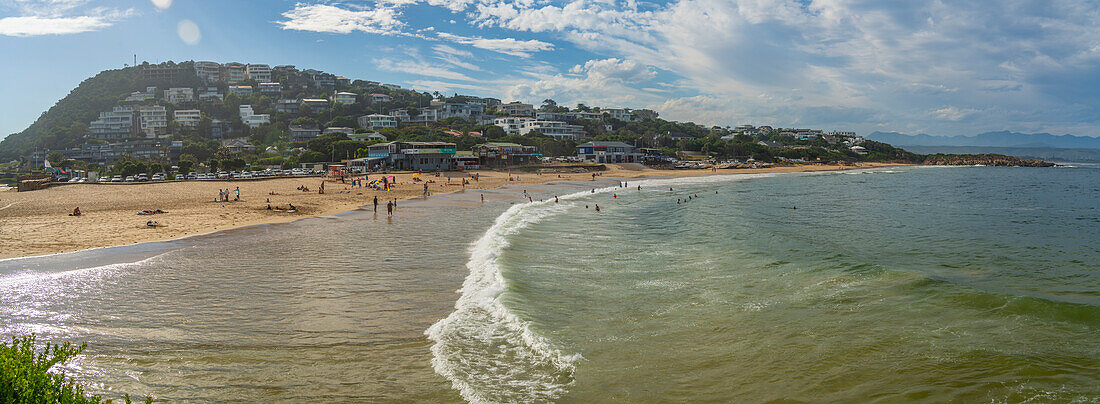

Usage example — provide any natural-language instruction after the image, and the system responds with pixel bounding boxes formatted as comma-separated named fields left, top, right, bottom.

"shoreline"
left=0, top=163, right=909, bottom=260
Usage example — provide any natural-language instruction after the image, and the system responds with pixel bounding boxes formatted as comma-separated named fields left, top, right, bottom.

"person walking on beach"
left=481, top=194, right=485, bottom=203
left=373, top=196, right=378, bottom=212
left=234, top=187, right=240, bottom=201
left=423, top=183, right=429, bottom=197
left=595, top=204, right=600, bottom=212
left=386, top=201, right=393, bottom=216
left=319, top=181, right=325, bottom=194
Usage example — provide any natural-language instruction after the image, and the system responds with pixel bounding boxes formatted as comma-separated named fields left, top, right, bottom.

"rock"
left=921, top=153, right=1056, bottom=167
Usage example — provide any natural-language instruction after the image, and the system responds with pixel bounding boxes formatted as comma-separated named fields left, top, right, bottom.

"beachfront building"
left=273, top=98, right=300, bottom=114
left=500, top=101, right=536, bottom=117
left=366, top=141, right=457, bottom=171
left=239, top=105, right=270, bottom=128
left=163, top=87, right=194, bottom=104
left=474, top=142, right=541, bottom=168
left=577, top=141, right=642, bottom=163
left=228, top=85, right=253, bottom=96
left=39, top=139, right=182, bottom=165
left=358, top=114, right=398, bottom=130
left=494, top=117, right=534, bottom=135
left=174, top=109, right=201, bottom=127
left=137, top=105, right=168, bottom=137
left=89, top=106, right=137, bottom=140
left=301, top=98, right=330, bottom=111
left=332, top=92, right=357, bottom=104
left=369, top=93, right=392, bottom=104
left=519, top=120, right=586, bottom=140
left=258, top=82, right=283, bottom=95
left=289, top=126, right=321, bottom=142
left=850, top=145, right=868, bottom=155
left=246, top=64, right=272, bottom=82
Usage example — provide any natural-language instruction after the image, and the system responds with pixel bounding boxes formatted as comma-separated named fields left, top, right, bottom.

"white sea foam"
left=426, top=173, right=780, bottom=402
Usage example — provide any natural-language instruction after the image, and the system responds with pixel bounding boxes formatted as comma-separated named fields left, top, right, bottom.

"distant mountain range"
left=867, top=131, right=1100, bottom=149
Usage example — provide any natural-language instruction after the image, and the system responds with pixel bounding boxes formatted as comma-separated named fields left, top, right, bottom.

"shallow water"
left=0, top=183, right=588, bottom=402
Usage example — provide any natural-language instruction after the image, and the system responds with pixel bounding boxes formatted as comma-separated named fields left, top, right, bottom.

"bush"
left=1, top=335, right=151, bottom=404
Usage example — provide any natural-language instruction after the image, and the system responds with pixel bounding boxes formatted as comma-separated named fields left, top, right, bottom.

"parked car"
left=216, top=171, right=228, bottom=179
left=185, top=173, right=198, bottom=180
left=124, top=176, right=135, bottom=182
left=151, top=174, right=164, bottom=181
left=111, top=175, right=122, bottom=182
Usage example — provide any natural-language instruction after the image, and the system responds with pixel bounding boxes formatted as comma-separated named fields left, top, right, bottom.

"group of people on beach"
left=217, top=187, right=240, bottom=202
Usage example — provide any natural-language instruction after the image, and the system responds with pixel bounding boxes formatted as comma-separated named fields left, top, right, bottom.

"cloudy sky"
left=1, top=0, right=1098, bottom=139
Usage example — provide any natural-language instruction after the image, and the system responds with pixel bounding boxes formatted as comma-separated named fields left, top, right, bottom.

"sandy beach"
left=0, top=162, right=906, bottom=259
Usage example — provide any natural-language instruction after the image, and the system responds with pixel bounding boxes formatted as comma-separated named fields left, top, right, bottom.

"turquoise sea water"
left=428, top=165, right=1099, bottom=402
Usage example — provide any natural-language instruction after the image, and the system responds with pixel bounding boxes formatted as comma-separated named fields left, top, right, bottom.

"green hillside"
left=0, top=61, right=200, bottom=161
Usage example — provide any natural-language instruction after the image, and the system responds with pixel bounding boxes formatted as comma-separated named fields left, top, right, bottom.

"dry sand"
left=0, top=163, right=907, bottom=259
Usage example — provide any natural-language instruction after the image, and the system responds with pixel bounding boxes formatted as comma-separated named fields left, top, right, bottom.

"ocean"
left=2, top=165, right=1098, bottom=402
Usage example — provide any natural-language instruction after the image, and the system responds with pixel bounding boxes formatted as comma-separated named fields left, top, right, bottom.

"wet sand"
left=0, top=163, right=907, bottom=259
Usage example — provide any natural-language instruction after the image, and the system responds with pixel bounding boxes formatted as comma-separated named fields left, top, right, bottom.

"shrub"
left=0, top=335, right=150, bottom=404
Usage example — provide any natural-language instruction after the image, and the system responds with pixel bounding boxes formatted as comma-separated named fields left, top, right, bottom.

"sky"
left=1, top=0, right=1099, bottom=140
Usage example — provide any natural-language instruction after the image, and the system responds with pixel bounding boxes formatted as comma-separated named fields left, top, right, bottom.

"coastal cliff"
left=922, top=153, right=1055, bottom=167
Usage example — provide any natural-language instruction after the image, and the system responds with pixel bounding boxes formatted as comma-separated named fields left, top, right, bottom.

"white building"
left=494, top=117, right=534, bottom=135
left=567, top=111, right=603, bottom=121
left=603, top=108, right=634, bottom=122
left=124, top=86, right=157, bottom=102
left=332, top=92, right=357, bottom=104
left=137, top=105, right=168, bottom=137
left=163, top=87, right=194, bottom=104
left=500, top=102, right=536, bottom=117
left=358, top=114, right=398, bottom=130
left=194, top=61, right=221, bottom=82
left=258, top=82, right=283, bottom=94
left=225, top=63, right=246, bottom=84
left=228, top=85, right=253, bottom=96
left=323, top=127, right=354, bottom=135
left=430, top=100, right=485, bottom=119
left=174, top=109, right=201, bottom=127
left=197, top=87, right=223, bottom=102
left=369, top=93, right=392, bottom=103
left=519, top=120, right=585, bottom=140
left=239, top=105, right=270, bottom=128
left=246, top=64, right=271, bottom=82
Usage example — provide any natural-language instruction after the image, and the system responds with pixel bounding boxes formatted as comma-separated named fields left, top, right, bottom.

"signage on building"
left=404, top=148, right=456, bottom=154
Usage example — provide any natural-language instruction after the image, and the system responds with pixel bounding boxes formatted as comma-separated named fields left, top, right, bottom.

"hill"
left=867, top=131, right=1100, bottom=149
left=0, top=61, right=201, bottom=161
left=897, top=146, right=1100, bottom=163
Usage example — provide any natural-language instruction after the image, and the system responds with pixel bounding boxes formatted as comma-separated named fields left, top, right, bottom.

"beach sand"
left=0, top=163, right=906, bottom=259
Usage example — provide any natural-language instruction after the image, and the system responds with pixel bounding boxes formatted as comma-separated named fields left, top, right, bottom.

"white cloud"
left=0, top=15, right=112, bottom=36
left=376, top=58, right=475, bottom=81
left=432, top=44, right=481, bottom=71
left=437, top=32, right=553, bottom=57
left=930, top=106, right=979, bottom=122
left=277, top=3, right=404, bottom=35
left=177, top=19, right=200, bottom=45
left=502, top=58, right=659, bottom=108
left=0, top=1, right=132, bottom=37
left=149, top=0, right=171, bottom=10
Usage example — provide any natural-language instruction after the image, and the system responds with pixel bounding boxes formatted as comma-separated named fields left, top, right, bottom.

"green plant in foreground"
left=1, top=335, right=151, bottom=403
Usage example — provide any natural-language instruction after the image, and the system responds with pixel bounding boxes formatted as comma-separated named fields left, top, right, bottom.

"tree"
left=177, top=160, right=194, bottom=174
left=47, top=152, right=64, bottom=166
left=541, top=99, right=557, bottom=111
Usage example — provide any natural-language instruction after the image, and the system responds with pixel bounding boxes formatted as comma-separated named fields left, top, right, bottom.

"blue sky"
left=1, top=0, right=1099, bottom=140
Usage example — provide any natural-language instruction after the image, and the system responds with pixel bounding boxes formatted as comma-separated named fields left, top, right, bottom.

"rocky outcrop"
left=921, top=153, right=1055, bottom=167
